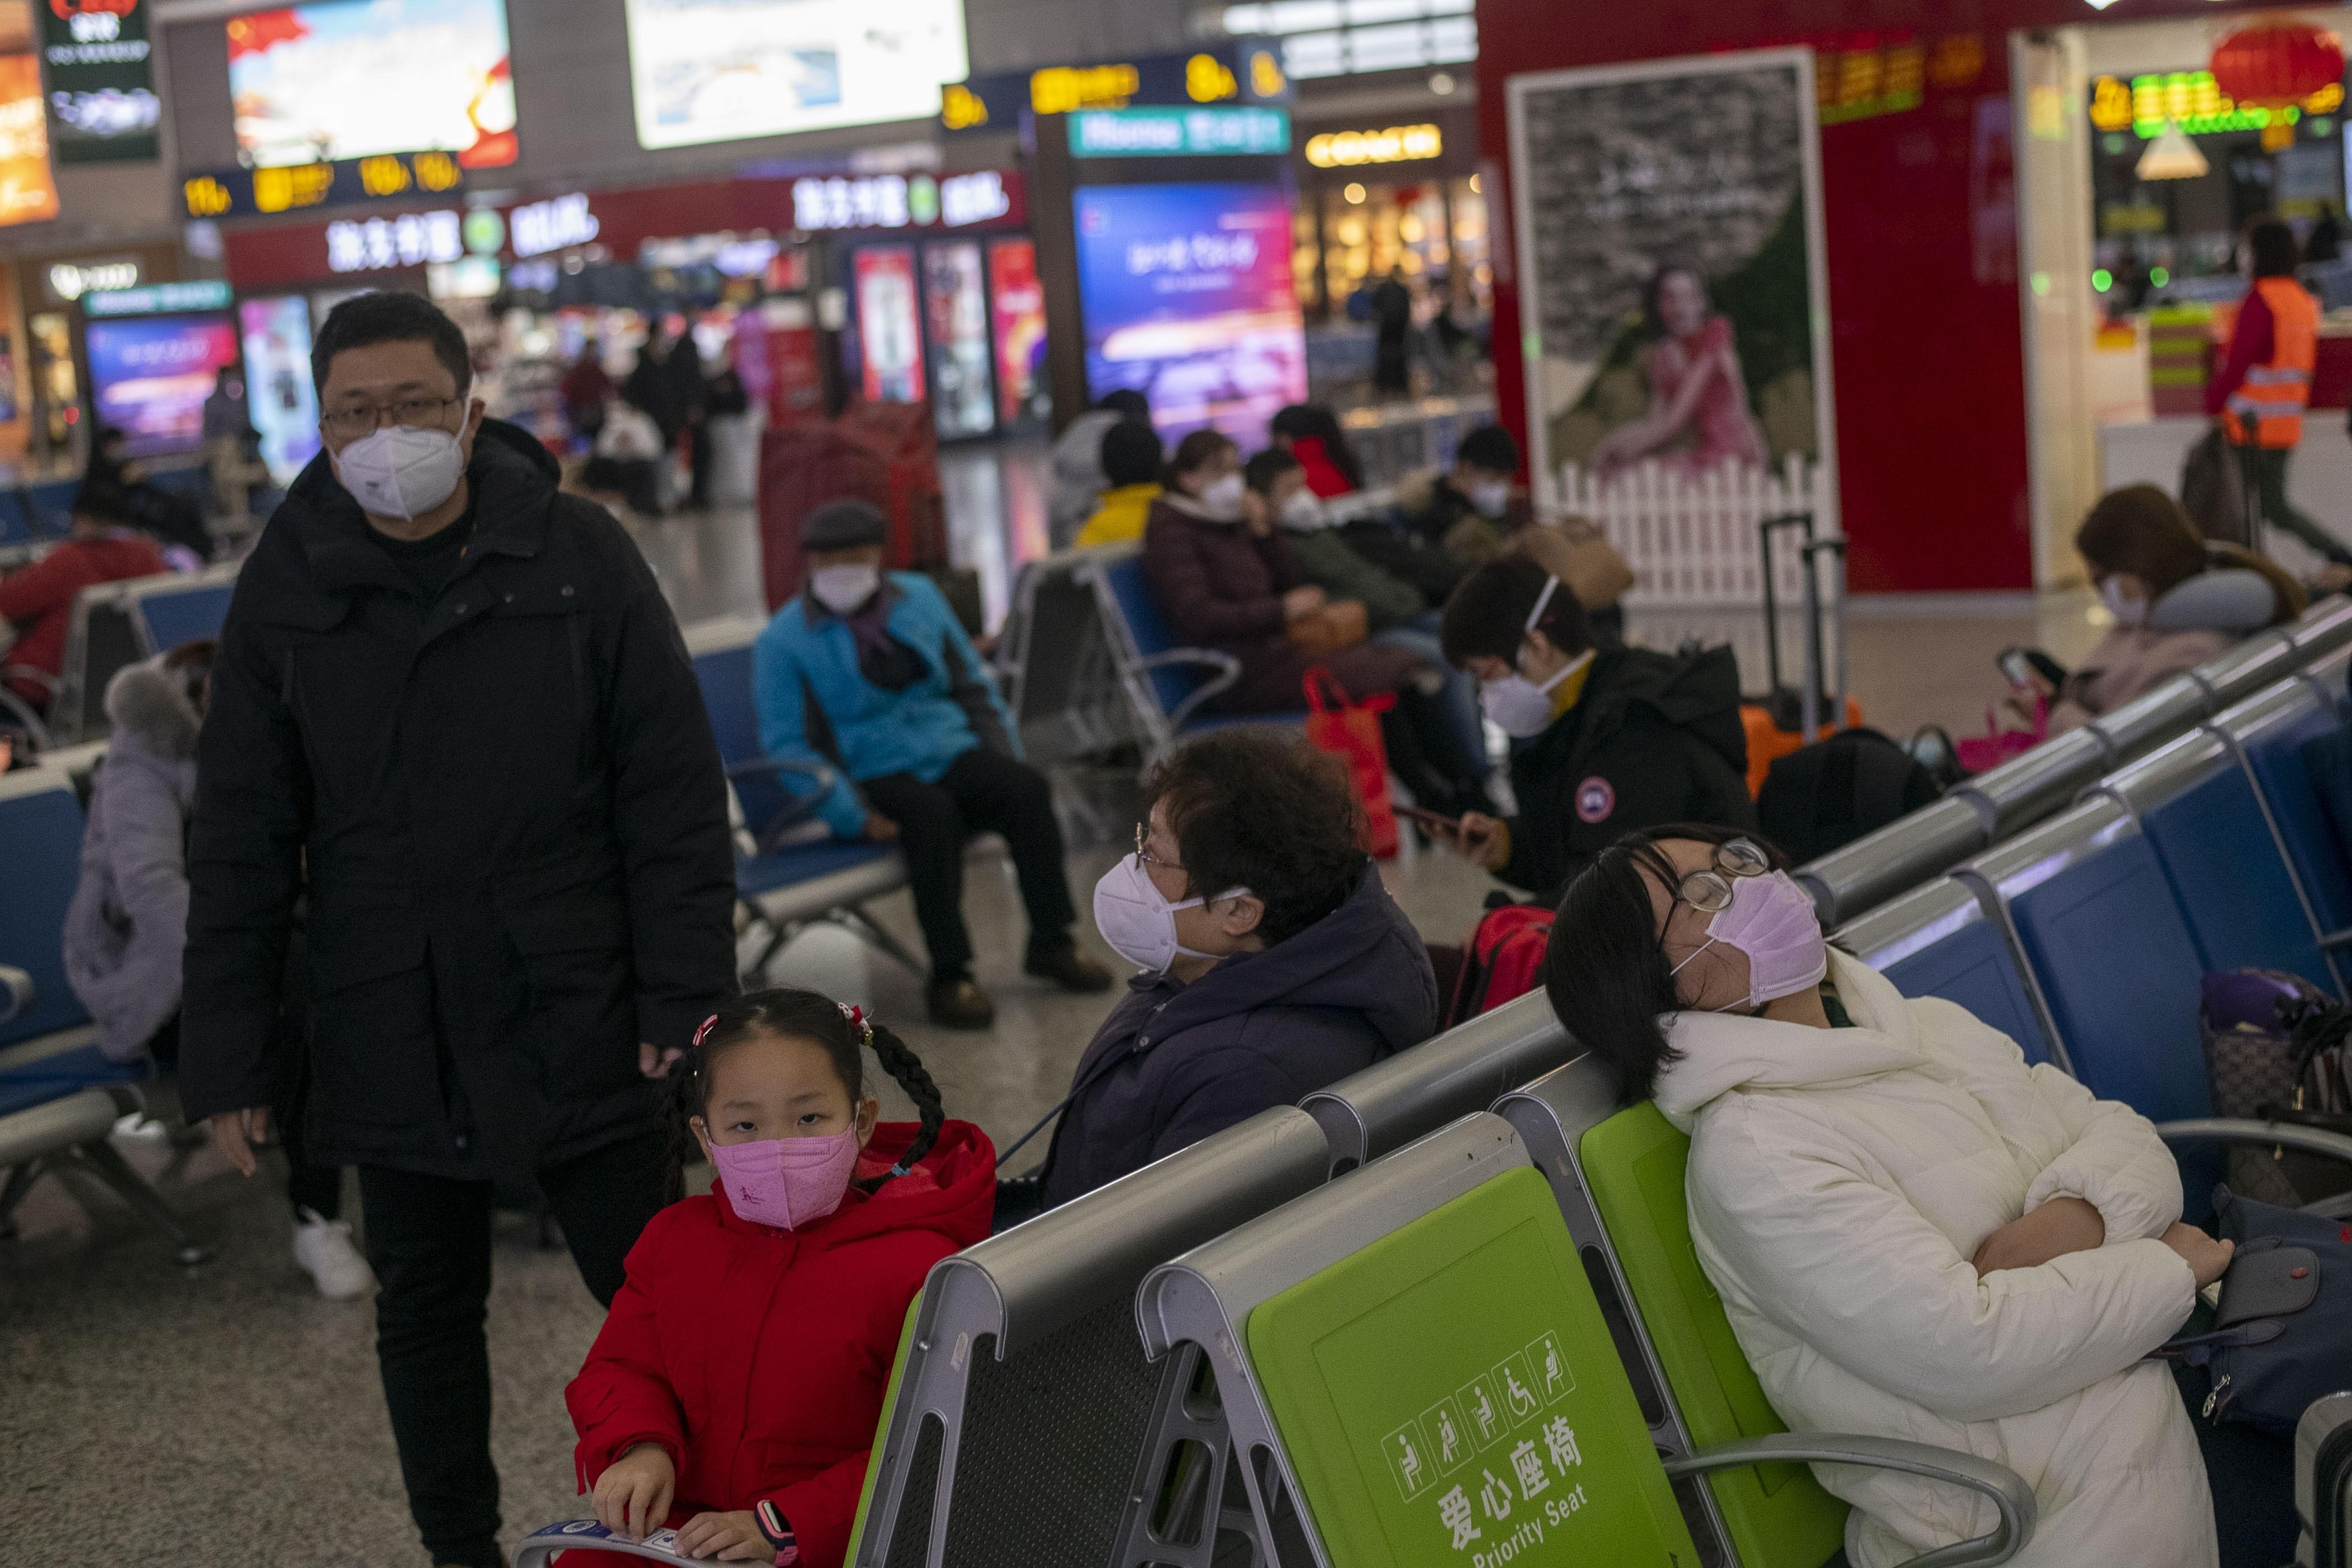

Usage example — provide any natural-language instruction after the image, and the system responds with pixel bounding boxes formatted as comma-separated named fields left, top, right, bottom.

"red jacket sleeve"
left=752, top=1234, right=956, bottom=1568
left=1144, top=516, right=1287, bottom=643
left=0, top=549, right=89, bottom=628
left=566, top=1214, right=689, bottom=1494
left=2206, top=289, right=2274, bottom=416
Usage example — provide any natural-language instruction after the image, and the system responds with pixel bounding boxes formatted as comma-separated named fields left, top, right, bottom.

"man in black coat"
left=1438, top=554, right=1755, bottom=904
left=180, top=291, right=735, bottom=1568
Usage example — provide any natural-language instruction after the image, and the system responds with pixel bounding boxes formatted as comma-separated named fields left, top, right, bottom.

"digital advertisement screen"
left=987, top=236, right=1045, bottom=427
left=0, top=2, right=58, bottom=228
left=925, top=241, right=992, bottom=439
left=1074, top=182, right=1305, bottom=442
left=87, top=313, right=241, bottom=456
left=237, top=295, right=320, bottom=484
left=624, top=0, right=967, bottom=151
left=42, top=0, right=159, bottom=163
left=226, top=0, right=517, bottom=170
left=853, top=245, right=923, bottom=405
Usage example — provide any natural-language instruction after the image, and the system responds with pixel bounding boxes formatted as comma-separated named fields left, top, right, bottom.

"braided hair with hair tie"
left=664, top=987, right=946, bottom=1203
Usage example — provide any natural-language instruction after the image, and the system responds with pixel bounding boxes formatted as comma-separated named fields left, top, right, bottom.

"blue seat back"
left=136, top=575, right=236, bottom=655
left=690, top=632, right=802, bottom=843
left=1098, top=555, right=1204, bottom=720
left=2236, top=690, right=2352, bottom=936
left=0, top=773, right=88, bottom=1049
left=1983, top=804, right=2215, bottom=1122
left=1835, top=879, right=2055, bottom=1066
left=0, top=489, right=27, bottom=547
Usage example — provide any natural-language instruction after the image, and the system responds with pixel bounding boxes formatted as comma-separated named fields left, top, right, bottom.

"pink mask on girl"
left=709, top=1128, right=861, bottom=1230
left=1670, top=870, right=1830, bottom=1011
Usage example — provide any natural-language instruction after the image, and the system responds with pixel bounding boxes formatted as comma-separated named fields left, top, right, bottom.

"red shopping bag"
left=1304, top=666, right=1400, bottom=859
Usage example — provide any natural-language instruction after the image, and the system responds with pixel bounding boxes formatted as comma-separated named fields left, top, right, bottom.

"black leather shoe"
left=926, top=975, right=997, bottom=1030
left=1025, top=942, right=1114, bottom=993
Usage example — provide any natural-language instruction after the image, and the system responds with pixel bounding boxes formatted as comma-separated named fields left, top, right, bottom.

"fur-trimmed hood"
left=103, top=659, right=200, bottom=763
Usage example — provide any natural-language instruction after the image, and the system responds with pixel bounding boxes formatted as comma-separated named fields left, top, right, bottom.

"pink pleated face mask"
left=1670, top=870, right=1829, bottom=1011
left=708, top=1128, right=861, bottom=1230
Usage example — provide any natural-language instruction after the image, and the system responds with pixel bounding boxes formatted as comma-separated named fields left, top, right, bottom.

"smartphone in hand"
left=1998, top=646, right=2066, bottom=696
left=1399, top=805, right=1462, bottom=836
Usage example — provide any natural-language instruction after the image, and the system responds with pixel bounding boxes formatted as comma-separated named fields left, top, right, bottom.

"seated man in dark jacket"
left=1028, top=730, right=1438, bottom=1211
left=1437, top=554, right=1756, bottom=903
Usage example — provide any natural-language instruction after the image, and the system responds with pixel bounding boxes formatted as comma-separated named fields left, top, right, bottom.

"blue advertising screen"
left=1073, top=181, right=1306, bottom=442
left=86, top=312, right=242, bottom=456
left=238, top=295, right=321, bottom=484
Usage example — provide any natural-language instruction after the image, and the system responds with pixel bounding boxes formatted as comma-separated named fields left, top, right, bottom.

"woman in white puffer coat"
left=1541, top=825, right=2261, bottom=1568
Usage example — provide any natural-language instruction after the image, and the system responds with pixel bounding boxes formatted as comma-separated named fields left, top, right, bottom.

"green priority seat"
left=1139, top=1113, right=1702, bottom=1566
left=1580, top=1101, right=1850, bottom=1568
left=1496, top=1054, right=2038, bottom=1568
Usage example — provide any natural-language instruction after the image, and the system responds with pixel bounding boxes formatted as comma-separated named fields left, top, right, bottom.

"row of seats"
left=836, top=640, right=2352, bottom=1568
left=6, top=562, right=242, bottom=749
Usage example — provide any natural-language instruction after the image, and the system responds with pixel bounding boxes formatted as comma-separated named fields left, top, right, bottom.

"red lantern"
left=2210, top=22, right=2345, bottom=109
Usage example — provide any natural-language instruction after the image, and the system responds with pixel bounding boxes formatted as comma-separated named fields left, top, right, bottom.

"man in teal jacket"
left=754, top=500, right=1110, bottom=1026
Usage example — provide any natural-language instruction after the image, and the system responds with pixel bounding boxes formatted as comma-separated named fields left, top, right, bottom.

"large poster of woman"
left=1508, top=48, right=1838, bottom=590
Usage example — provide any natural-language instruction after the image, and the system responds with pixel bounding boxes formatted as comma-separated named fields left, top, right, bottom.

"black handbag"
left=2156, top=1187, right=2350, bottom=1437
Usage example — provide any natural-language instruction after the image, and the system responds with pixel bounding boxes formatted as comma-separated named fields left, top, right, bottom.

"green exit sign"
left=1071, top=105, right=1291, bottom=158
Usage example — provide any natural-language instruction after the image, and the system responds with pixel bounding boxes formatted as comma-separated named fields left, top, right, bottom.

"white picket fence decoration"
left=1550, top=454, right=1827, bottom=609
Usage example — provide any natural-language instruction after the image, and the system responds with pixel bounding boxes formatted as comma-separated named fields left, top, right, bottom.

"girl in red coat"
left=563, top=988, right=995, bottom=1566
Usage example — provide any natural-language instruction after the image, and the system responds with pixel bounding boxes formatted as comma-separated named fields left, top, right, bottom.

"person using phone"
left=2051, top=487, right=2304, bottom=734
left=1436, top=555, right=1756, bottom=902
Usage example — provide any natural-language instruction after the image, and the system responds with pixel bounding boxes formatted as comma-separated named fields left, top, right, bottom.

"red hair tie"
left=691, top=1014, right=720, bottom=1048
left=837, top=1001, right=874, bottom=1044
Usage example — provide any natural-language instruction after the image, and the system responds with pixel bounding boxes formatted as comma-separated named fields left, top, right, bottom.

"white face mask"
left=1197, top=472, right=1246, bottom=518
left=2099, top=577, right=2148, bottom=628
left=1468, top=479, right=1512, bottom=519
left=334, top=422, right=466, bottom=521
left=1091, top=853, right=1247, bottom=975
left=1280, top=490, right=1327, bottom=531
left=1477, top=575, right=1592, bottom=739
left=809, top=563, right=881, bottom=615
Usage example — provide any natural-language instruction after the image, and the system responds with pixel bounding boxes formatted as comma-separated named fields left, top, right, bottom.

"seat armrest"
left=725, top=755, right=842, bottom=853
left=1135, top=647, right=1242, bottom=731
left=0, top=964, right=31, bottom=1027
left=2158, top=1118, right=2352, bottom=1215
left=1665, top=1432, right=2036, bottom=1568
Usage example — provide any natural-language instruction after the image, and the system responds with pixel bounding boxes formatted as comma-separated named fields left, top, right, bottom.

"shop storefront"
left=12, top=242, right=190, bottom=469
left=211, top=166, right=1034, bottom=448
left=1473, top=0, right=2352, bottom=596
left=1290, top=101, right=1488, bottom=322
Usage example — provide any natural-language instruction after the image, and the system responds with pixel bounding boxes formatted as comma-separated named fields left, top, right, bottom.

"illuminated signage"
left=326, top=209, right=464, bottom=272
left=85, top=279, right=234, bottom=317
left=2089, top=70, right=2344, bottom=138
left=48, top=259, right=140, bottom=300
left=1304, top=123, right=1441, bottom=167
left=1032, top=64, right=1142, bottom=115
left=1070, top=106, right=1290, bottom=158
left=946, top=43, right=1292, bottom=136
left=790, top=171, right=1013, bottom=232
left=510, top=192, right=598, bottom=258
left=43, top=0, right=158, bottom=163
left=181, top=150, right=466, bottom=220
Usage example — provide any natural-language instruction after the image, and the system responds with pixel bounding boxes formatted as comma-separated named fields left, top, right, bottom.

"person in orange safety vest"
left=2208, top=215, right=2352, bottom=568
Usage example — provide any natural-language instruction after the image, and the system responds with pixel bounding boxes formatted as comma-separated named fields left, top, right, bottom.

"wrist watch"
left=753, top=1500, right=799, bottom=1564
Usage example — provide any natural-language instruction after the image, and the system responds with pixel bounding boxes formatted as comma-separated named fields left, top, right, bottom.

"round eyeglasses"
left=1674, top=838, right=1771, bottom=913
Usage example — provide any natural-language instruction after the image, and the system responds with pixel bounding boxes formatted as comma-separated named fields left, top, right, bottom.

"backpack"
left=2157, top=1186, right=2352, bottom=1437
left=1444, top=900, right=1555, bottom=1028
left=1754, top=727, right=1943, bottom=865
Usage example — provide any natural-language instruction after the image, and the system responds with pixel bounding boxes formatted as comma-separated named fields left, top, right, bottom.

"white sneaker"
left=292, top=1207, right=375, bottom=1300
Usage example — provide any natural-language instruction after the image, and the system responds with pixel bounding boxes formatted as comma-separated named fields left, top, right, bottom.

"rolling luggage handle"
left=1758, top=512, right=1849, bottom=739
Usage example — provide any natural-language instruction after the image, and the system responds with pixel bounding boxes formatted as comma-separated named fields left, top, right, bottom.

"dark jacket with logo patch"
left=1035, top=862, right=1435, bottom=1208
left=179, top=419, right=735, bottom=1180
left=1498, top=645, right=1754, bottom=903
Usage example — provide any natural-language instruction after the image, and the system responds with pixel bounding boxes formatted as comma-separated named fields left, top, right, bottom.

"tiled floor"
left=3, top=436, right=2114, bottom=1566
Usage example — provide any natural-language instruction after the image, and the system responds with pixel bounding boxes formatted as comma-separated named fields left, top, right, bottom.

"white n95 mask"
left=1092, top=853, right=1247, bottom=974
left=810, top=564, right=881, bottom=615
left=1281, top=491, right=1328, bottom=531
left=1198, top=473, right=1247, bottom=519
left=334, top=424, right=465, bottom=521
left=1477, top=574, right=1592, bottom=739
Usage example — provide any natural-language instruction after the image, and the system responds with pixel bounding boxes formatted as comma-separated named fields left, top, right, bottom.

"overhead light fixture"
left=2085, top=0, right=2121, bottom=9
left=2137, top=121, right=2210, bottom=179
